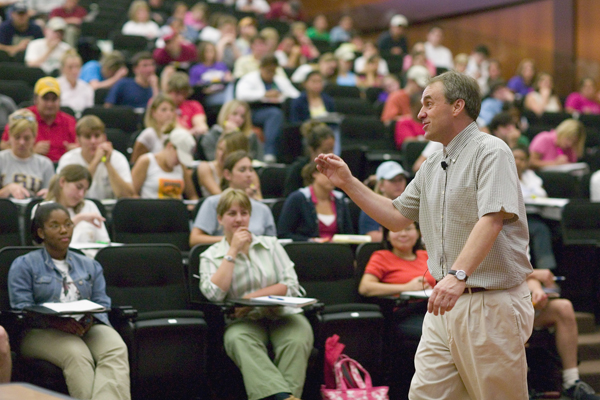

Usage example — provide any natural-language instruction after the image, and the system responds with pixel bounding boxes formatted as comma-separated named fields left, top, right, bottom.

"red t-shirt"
left=2, top=106, right=77, bottom=162
left=152, top=42, right=197, bottom=66
left=364, top=249, right=435, bottom=288
left=50, top=6, right=88, bottom=19
left=381, top=89, right=410, bottom=123
left=177, top=100, right=205, bottom=130
left=394, top=116, right=425, bottom=149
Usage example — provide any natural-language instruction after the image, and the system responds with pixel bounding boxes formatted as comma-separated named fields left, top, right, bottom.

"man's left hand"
left=428, top=274, right=466, bottom=315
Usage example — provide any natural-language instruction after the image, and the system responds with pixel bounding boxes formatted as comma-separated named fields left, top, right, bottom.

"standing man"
left=316, top=71, right=535, bottom=399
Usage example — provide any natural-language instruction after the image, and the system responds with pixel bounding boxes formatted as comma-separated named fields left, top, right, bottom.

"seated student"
left=489, top=112, right=529, bottom=148
left=476, top=81, right=515, bottom=128
left=283, top=121, right=335, bottom=197
left=529, top=119, right=586, bottom=169
left=191, top=150, right=274, bottom=246
left=199, top=188, right=312, bottom=400
left=189, top=41, right=233, bottom=106
left=354, top=41, right=388, bottom=76
left=290, top=52, right=338, bottom=85
left=356, top=55, right=384, bottom=89
left=329, top=15, right=354, bottom=46
left=290, top=71, right=335, bottom=125
left=527, top=269, right=600, bottom=400
left=278, top=161, right=353, bottom=241
left=524, top=72, right=562, bottom=117
left=9, top=202, right=130, bottom=400
left=359, top=161, right=408, bottom=242
left=152, top=26, right=197, bottom=68
left=512, top=146, right=557, bottom=270
left=104, top=51, right=159, bottom=109
left=163, top=70, right=208, bottom=137
left=334, top=46, right=358, bottom=87
left=1, top=77, right=78, bottom=163
left=359, top=223, right=433, bottom=338
left=0, top=2, right=43, bottom=60
left=25, top=17, right=72, bottom=75
left=43, top=164, right=110, bottom=245
left=183, top=2, right=208, bottom=40
left=274, top=35, right=304, bottom=70
left=306, top=14, right=329, bottom=42
left=507, top=58, right=536, bottom=99
left=565, top=77, right=600, bottom=115
left=79, top=51, right=129, bottom=91
left=381, top=65, right=429, bottom=125
left=393, top=92, right=425, bottom=149
left=57, top=115, right=134, bottom=200
left=131, top=128, right=198, bottom=200
left=0, top=109, right=54, bottom=199
left=122, top=0, right=161, bottom=39
left=130, top=94, right=176, bottom=164
left=199, top=100, right=259, bottom=162
left=290, top=21, right=320, bottom=61
left=56, top=50, right=94, bottom=115
left=236, top=54, right=300, bottom=162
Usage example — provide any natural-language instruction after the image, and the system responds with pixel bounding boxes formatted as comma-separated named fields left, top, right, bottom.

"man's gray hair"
left=428, top=71, right=481, bottom=121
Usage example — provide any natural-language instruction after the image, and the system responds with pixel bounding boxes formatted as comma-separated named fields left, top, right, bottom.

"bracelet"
left=224, top=255, right=234, bottom=263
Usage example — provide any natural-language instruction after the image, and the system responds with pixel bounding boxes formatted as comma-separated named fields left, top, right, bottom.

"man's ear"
left=453, top=99, right=466, bottom=116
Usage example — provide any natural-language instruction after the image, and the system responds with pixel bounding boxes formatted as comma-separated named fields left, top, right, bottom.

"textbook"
left=249, top=296, right=318, bottom=308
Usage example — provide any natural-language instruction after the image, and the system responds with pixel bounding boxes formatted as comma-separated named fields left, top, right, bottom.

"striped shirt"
left=393, top=122, right=533, bottom=289
left=199, top=235, right=304, bottom=318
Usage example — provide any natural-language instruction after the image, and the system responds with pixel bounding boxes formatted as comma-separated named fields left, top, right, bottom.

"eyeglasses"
left=11, top=115, right=35, bottom=122
left=46, top=222, right=74, bottom=231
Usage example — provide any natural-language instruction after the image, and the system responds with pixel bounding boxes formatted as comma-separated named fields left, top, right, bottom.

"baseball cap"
left=34, top=77, right=61, bottom=97
left=376, top=161, right=408, bottom=181
left=390, top=14, right=408, bottom=27
left=13, top=2, right=28, bottom=13
left=238, top=16, right=256, bottom=28
left=168, top=128, right=196, bottom=168
left=47, top=17, right=67, bottom=31
left=334, top=45, right=356, bottom=61
left=406, top=65, right=430, bottom=88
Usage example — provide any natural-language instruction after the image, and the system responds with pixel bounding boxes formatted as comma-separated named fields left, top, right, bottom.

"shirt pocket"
left=446, top=185, right=479, bottom=225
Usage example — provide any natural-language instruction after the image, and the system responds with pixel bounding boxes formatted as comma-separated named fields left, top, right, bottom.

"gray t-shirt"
left=193, top=194, right=276, bottom=236
left=0, top=149, right=54, bottom=194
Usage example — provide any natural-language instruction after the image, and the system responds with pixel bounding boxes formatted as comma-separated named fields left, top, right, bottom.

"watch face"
left=456, top=270, right=467, bottom=280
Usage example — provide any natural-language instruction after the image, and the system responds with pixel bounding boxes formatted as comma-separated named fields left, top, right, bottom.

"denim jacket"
left=8, top=248, right=111, bottom=326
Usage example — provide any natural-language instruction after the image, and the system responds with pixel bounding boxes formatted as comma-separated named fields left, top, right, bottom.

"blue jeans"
left=527, top=215, right=557, bottom=270
left=252, top=106, right=284, bottom=157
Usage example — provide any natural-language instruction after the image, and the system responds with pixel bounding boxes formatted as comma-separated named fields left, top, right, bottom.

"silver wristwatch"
left=448, top=269, right=468, bottom=282
left=224, top=255, right=235, bottom=262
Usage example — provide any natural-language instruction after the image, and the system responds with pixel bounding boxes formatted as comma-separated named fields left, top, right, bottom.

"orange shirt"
left=380, top=89, right=410, bottom=123
left=364, top=249, right=435, bottom=288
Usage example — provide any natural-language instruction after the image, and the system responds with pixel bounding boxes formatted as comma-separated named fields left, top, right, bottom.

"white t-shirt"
left=591, top=170, right=600, bottom=202
left=57, top=76, right=94, bottom=114
left=424, top=42, right=454, bottom=70
left=136, top=127, right=164, bottom=154
left=121, top=20, right=161, bottom=39
left=420, top=141, right=443, bottom=158
left=140, top=153, right=184, bottom=199
left=57, top=148, right=132, bottom=200
left=25, top=38, right=72, bottom=74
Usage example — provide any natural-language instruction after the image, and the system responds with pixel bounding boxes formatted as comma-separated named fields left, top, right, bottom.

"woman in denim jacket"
left=8, top=202, right=130, bottom=400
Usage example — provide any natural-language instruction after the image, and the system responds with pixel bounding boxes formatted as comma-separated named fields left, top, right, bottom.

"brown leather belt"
left=462, top=287, right=486, bottom=295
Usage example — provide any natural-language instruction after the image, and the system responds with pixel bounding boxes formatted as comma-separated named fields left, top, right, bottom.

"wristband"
left=101, top=156, right=107, bottom=163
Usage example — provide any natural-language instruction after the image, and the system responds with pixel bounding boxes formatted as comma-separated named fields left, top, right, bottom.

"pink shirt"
left=177, top=100, right=205, bottom=130
left=564, top=92, right=600, bottom=115
left=394, top=116, right=424, bottom=149
left=529, top=130, right=578, bottom=163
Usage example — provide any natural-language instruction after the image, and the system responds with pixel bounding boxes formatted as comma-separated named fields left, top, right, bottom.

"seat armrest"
left=109, top=306, right=138, bottom=321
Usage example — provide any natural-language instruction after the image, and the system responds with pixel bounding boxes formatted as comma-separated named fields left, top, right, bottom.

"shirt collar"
left=443, top=121, right=479, bottom=162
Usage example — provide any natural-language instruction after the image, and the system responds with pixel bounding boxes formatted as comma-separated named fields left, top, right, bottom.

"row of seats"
left=0, top=242, right=396, bottom=399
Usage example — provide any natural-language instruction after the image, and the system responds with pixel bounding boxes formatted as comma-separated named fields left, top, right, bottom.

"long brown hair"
left=45, top=165, right=92, bottom=214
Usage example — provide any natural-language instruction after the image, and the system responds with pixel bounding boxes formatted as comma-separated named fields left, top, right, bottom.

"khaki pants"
left=409, top=282, right=534, bottom=400
left=21, top=324, right=131, bottom=400
left=224, top=313, right=314, bottom=400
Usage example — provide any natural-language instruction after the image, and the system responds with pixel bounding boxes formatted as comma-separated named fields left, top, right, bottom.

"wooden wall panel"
left=575, top=0, right=600, bottom=84
left=405, top=1, right=555, bottom=85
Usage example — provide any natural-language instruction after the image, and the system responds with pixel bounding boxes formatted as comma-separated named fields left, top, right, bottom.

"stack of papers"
left=331, top=234, right=372, bottom=244
left=33, top=300, right=107, bottom=314
left=249, top=296, right=317, bottom=308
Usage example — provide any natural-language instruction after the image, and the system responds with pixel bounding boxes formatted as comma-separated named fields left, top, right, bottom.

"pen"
left=553, top=276, right=566, bottom=281
left=268, top=296, right=286, bottom=301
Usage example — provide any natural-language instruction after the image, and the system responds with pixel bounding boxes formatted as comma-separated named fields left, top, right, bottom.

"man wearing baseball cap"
left=0, top=2, right=43, bottom=59
left=24, top=17, right=71, bottom=74
left=152, top=25, right=197, bottom=67
left=378, top=14, right=408, bottom=56
left=1, top=77, right=77, bottom=162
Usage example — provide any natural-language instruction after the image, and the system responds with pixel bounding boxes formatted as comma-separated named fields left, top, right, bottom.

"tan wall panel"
left=575, top=0, right=600, bottom=83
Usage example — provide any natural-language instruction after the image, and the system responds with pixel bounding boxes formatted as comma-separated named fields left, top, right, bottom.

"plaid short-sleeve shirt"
left=393, top=122, right=533, bottom=289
